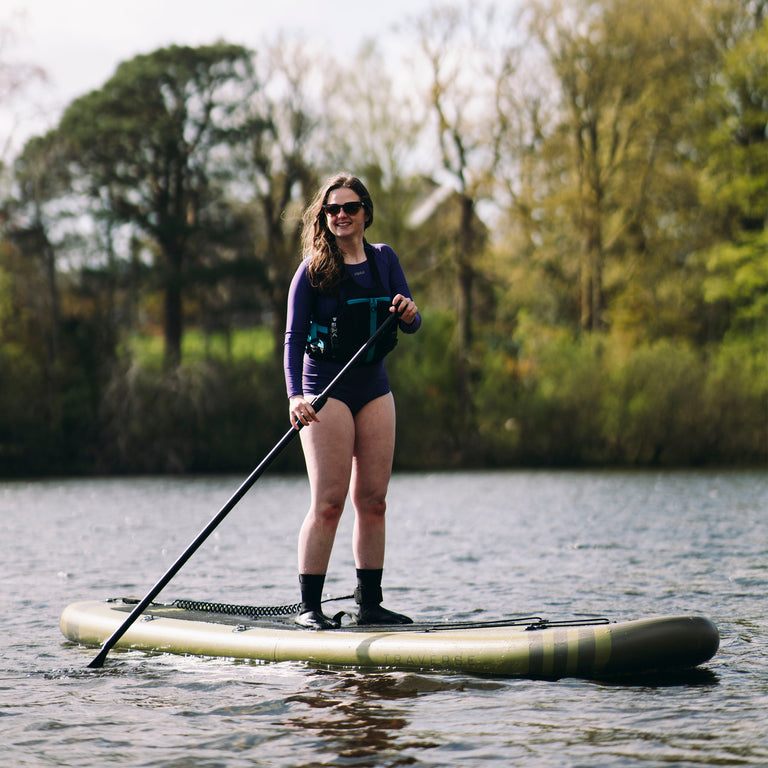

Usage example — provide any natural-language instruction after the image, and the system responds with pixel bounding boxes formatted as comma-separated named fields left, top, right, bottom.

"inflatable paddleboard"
left=60, top=598, right=719, bottom=679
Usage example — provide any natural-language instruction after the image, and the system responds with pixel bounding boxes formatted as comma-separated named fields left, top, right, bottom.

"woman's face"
left=324, top=187, right=368, bottom=242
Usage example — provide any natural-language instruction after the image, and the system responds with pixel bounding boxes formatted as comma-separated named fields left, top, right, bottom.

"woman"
left=284, top=173, right=421, bottom=629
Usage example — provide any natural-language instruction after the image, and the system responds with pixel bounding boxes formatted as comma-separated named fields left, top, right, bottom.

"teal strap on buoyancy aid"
left=346, top=296, right=393, bottom=363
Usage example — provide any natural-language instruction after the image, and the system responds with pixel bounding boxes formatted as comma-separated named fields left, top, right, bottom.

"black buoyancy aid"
left=306, top=245, right=398, bottom=365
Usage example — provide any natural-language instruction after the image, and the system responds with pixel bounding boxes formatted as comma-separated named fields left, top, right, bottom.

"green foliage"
left=506, top=316, right=607, bottom=465
left=0, top=321, right=106, bottom=475
left=1, top=305, right=766, bottom=475
left=469, top=316, right=767, bottom=466
left=703, top=233, right=768, bottom=329
left=97, top=356, right=300, bottom=474
left=125, top=327, right=275, bottom=370
left=0, top=346, right=48, bottom=475
left=697, top=18, right=768, bottom=337
left=387, top=311, right=465, bottom=468
left=602, top=340, right=708, bottom=465
left=0, top=257, right=12, bottom=328
left=703, top=336, right=768, bottom=462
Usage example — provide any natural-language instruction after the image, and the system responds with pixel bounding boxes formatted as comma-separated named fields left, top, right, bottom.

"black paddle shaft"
left=87, top=310, right=401, bottom=668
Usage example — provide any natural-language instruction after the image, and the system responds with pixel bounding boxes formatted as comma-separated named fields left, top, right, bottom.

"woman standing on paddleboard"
left=284, top=173, right=421, bottom=629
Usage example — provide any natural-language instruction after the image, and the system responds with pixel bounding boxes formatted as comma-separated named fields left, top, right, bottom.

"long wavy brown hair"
left=301, top=173, right=374, bottom=294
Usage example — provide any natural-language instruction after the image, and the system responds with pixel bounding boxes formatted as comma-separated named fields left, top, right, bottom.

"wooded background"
left=1, top=0, right=766, bottom=476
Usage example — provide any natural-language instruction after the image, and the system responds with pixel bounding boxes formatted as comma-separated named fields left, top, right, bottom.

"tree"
left=413, top=3, right=514, bottom=349
left=57, top=43, right=257, bottom=367
left=244, top=37, right=323, bottom=358
left=409, top=2, right=516, bottom=448
left=0, top=14, right=46, bottom=163
left=6, top=130, right=78, bottom=365
left=0, top=13, right=48, bottom=355
left=323, top=39, right=424, bottom=253
left=524, top=0, right=723, bottom=336
left=699, top=19, right=768, bottom=336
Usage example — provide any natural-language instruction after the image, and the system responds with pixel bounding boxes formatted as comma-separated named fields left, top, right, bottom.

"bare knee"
left=356, top=495, right=387, bottom=520
left=313, top=500, right=345, bottom=526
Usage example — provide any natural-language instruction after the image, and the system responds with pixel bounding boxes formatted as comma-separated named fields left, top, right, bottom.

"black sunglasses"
left=322, top=201, right=365, bottom=216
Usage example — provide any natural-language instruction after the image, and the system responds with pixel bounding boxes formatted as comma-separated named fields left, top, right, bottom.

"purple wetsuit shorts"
left=302, top=357, right=391, bottom=415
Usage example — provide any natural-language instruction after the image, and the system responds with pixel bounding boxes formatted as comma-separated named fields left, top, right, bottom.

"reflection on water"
left=284, top=670, right=509, bottom=766
left=287, top=672, right=417, bottom=765
left=2, top=470, right=768, bottom=767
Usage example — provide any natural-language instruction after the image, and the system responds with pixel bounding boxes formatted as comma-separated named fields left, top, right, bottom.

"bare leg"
left=297, top=398, right=355, bottom=574
left=348, top=392, right=410, bottom=625
left=350, top=392, right=396, bottom=569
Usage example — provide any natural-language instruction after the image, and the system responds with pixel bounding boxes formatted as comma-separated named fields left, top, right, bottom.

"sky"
left=2, top=0, right=440, bottom=156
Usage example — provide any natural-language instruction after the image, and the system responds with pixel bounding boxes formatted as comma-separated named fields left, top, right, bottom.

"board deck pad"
left=118, top=598, right=605, bottom=632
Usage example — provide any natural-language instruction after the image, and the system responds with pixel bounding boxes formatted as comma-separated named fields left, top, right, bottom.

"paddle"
left=87, top=310, right=401, bottom=668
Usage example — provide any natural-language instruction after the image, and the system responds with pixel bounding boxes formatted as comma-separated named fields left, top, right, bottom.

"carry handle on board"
left=87, top=310, right=401, bottom=668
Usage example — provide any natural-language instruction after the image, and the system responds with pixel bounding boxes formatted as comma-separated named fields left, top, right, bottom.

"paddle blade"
left=87, top=647, right=109, bottom=669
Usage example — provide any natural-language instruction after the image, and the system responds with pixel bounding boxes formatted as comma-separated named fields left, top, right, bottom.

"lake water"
left=1, top=469, right=767, bottom=767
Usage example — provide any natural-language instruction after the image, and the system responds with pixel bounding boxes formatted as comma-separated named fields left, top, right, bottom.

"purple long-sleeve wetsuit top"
left=283, top=243, right=421, bottom=409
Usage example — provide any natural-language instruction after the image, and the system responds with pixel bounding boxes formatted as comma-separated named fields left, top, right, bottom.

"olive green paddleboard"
left=60, top=598, right=719, bottom=679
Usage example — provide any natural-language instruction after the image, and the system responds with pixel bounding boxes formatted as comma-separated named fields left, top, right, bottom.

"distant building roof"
left=408, top=184, right=455, bottom=228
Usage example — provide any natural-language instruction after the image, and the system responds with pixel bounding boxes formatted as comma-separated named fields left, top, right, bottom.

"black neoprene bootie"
left=357, top=603, right=413, bottom=625
left=354, top=569, right=413, bottom=626
left=295, top=609, right=339, bottom=630
left=295, top=574, right=340, bottom=630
